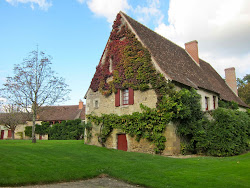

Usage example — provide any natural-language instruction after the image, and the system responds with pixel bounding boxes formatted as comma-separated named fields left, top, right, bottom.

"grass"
left=0, top=140, right=249, bottom=188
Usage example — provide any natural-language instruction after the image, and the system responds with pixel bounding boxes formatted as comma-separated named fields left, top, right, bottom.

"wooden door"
left=1, top=130, right=4, bottom=139
left=8, top=130, right=12, bottom=138
left=39, top=135, right=42, bottom=140
left=117, top=134, right=127, bottom=151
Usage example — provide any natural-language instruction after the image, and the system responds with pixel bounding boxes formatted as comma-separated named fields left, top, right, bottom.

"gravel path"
left=4, top=176, right=144, bottom=188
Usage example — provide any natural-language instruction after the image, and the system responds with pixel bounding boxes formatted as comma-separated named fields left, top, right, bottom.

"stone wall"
left=86, top=88, right=158, bottom=116
left=85, top=88, right=181, bottom=155
left=0, top=121, right=48, bottom=140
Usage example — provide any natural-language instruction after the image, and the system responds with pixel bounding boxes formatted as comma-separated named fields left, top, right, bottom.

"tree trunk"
left=11, top=130, right=15, bottom=140
left=32, top=105, right=36, bottom=143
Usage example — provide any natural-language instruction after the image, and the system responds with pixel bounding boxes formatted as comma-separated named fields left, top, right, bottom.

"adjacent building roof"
left=120, top=12, right=248, bottom=107
left=0, top=103, right=86, bottom=123
left=0, top=113, right=31, bottom=124
left=37, top=105, right=85, bottom=121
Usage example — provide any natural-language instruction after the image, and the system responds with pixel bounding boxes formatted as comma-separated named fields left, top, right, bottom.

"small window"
left=205, top=97, right=209, bottom=111
left=122, top=89, right=129, bottom=105
left=94, top=100, right=99, bottom=109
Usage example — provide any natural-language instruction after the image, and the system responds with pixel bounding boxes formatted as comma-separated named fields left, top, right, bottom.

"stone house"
left=36, top=100, right=85, bottom=125
left=84, top=12, right=248, bottom=155
left=0, top=100, right=85, bottom=140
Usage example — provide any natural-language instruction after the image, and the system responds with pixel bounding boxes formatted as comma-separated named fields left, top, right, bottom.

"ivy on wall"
left=87, top=14, right=249, bottom=156
left=89, top=13, right=175, bottom=100
left=88, top=88, right=202, bottom=154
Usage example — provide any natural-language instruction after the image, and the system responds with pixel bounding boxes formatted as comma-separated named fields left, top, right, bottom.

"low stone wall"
left=85, top=122, right=180, bottom=156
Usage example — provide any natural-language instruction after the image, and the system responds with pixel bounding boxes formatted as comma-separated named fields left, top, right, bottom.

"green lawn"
left=0, top=140, right=249, bottom=187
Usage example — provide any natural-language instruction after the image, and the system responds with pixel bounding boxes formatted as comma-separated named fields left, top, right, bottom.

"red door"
left=1, top=130, right=4, bottom=139
left=117, top=134, right=127, bottom=151
left=8, top=130, right=12, bottom=138
left=39, top=135, right=42, bottom=140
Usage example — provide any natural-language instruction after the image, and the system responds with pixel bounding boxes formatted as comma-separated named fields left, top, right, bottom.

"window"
left=94, top=100, right=99, bottom=109
left=205, top=97, right=209, bottom=111
left=122, top=89, right=129, bottom=105
left=115, top=88, right=134, bottom=107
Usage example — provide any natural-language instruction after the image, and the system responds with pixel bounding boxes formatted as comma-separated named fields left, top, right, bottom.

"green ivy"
left=87, top=13, right=249, bottom=156
left=218, top=100, right=239, bottom=110
left=90, top=13, right=175, bottom=101
left=88, top=88, right=201, bottom=154
left=195, top=108, right=250, bottom=156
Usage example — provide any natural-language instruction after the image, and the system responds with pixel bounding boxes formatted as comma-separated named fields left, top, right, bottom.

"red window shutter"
left=128, top=88, right=134, bottom=105
left=115, top=89, right=120, bottom=107
left=8, top=130, right=12, bottom=138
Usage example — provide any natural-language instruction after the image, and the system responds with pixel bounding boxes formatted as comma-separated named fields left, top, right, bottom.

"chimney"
left=79, top=99, right=84, bottom=109
left=225, top=67, right=238, bottom=96
left=185, top=40, right=199, bottom=65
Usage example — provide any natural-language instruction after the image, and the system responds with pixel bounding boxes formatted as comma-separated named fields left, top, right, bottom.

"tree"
left=0, top=104, right=28, bottom=139
left=237, top=74, right=250, bottom=106
left=0, top=49, right=70, bottom=143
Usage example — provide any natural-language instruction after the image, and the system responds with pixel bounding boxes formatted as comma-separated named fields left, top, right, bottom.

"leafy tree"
left=237, top=74, right=250, bottom=105
left=0, top=104, right=28, bottom=139
left=0, top=49, right=70, bottom=143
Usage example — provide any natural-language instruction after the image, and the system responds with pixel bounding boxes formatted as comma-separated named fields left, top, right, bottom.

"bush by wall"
left=48, top=119, right=84, bottom=140
left=195, top=108, right=250, bottom=156
left=24, top=119, right=84, bottom=140
left=88, top=87, right=250, bottom=156
left=24, top=126, right=32, bottom=138
left=36, top=122, right=50, bottom=135
left=218, top=100, right=239, bottom=110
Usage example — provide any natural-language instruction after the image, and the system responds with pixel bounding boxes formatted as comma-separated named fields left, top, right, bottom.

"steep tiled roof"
left=37, top=105, right=85, bottom=121
left=121, top=12, right=248, bottom=108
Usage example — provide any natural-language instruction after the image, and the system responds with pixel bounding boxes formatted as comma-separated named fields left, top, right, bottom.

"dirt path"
left=5, top=176, right=144, bottom=188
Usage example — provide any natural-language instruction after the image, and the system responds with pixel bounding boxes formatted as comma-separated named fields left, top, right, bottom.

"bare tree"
left=0, top=104, right=28, bottom=139
left=0, top=49, right=70, bottom=143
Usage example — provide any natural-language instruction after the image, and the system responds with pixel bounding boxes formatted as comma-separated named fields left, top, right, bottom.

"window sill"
left=120, top=105, right=129, bottom=108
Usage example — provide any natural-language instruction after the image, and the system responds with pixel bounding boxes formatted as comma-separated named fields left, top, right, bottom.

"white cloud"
left=201, top=52, right=250, bottom=79
left=0, top=98, right=7, bottom=102
left=85, top=0, right=131, bottom=23
left=133, top=0, right=164, bottom=25
left=5, top=0, right=52, bottom=11
left=155, top=0, right=250, bottom=77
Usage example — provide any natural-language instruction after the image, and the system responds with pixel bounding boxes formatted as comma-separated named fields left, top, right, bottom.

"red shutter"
left=8, top=130, right=12, bottom=138
left=1, top=130, right=4, bottom=139
left=128, top=88, right=134, bottom=105
left=115, top=89, right=120, bottom=107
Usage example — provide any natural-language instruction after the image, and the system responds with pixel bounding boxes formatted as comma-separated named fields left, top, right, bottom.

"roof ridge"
left=41, top=105, right=84, bottom=108
left=120, top=11, right=188, bottom=55
left=120, top=12, right=215, bottom=91
left=120, top=11, right=172, bottom=80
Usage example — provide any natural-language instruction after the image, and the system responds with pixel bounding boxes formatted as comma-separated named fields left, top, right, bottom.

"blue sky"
left=0, top=0, right=249, bottom=106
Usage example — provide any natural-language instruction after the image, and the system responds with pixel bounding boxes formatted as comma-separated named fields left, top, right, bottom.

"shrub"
left=218, top=100, right=239, bottom=110
left=24, top=126, right=32, bottom=137
left=49, top=119, right=84, bottom=140
left=196, top=108, right=250, bottom=156
left=36, top=122, right=50, bottom=135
